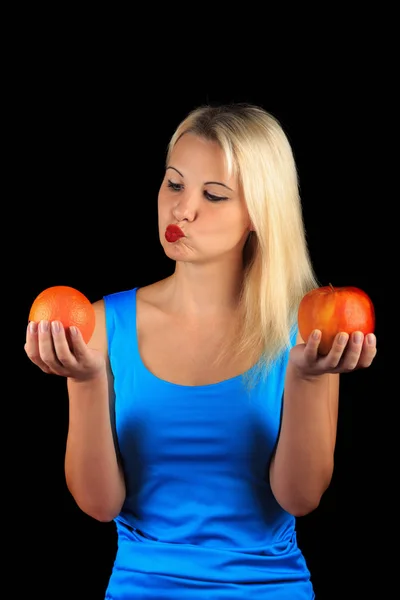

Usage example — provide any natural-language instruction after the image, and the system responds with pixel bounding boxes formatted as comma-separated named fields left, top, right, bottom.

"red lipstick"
left=165, top=224, right=185, bottom=243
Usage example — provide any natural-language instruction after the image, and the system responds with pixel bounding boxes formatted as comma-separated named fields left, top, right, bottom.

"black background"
left=13, top=38, right=388, bottom=599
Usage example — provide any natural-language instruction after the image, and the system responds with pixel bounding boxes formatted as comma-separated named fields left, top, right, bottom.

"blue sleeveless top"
left=103, top=287, right=314, bottom=599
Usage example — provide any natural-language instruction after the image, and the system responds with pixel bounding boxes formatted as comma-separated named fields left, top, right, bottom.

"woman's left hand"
left=289, top=330, right=377, bottom=378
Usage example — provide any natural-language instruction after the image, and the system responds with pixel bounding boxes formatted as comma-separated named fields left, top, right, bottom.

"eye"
left=167, top=180, right=182, bottom=192
left=204, top=191, right=228, bottom=202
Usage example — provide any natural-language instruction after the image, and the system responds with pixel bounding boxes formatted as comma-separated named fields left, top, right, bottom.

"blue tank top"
left=103, top=287, right=314, bottom=599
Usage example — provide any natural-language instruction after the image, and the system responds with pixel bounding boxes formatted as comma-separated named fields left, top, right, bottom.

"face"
left=158, top=133, right=252, bottom=264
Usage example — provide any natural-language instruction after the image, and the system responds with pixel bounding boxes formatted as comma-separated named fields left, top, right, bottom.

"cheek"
left=158, top=190, right=172, bottom=213
left=157, top=194, right=166, bottom=219
left=223, top=208, right=251, bottom=231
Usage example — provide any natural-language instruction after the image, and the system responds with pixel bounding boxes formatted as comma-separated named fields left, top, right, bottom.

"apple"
left=298, top=284, right=375, bottom=355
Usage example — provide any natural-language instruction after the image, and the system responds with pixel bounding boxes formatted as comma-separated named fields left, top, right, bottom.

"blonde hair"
left=166, top=103, right=319, bottom=390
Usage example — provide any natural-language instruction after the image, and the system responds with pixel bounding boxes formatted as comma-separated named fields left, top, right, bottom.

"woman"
left=25, top=103, right=377, bottom=598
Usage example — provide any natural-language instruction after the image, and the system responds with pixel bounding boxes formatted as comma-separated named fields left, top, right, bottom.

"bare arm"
left=270, top=333, right=339, bottom=516
left=269, top=327, right=375, bottom=517
left=65, top=300, right=126, bottom=522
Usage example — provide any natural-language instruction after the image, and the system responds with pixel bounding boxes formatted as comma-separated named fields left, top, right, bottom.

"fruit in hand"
left=28, top=285, right=96, bottom=344
left=298, top=284, right=375, bottom=355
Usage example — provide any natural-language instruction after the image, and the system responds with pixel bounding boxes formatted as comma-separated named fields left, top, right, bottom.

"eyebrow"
left=166, top=166, right=234, bottom=192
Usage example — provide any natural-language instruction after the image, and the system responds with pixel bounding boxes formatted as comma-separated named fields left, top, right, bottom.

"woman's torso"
left=102, top=282, right=314, bottom=598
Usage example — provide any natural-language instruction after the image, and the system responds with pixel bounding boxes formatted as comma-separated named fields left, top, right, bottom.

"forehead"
left=169, top=133, right=237, bottom=184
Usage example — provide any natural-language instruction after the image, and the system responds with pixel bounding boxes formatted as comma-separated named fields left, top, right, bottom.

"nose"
left=172, top=191, right=198, bottom=223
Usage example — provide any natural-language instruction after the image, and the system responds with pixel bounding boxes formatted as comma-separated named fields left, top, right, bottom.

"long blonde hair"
left=166, top=103, right=319, bottom=389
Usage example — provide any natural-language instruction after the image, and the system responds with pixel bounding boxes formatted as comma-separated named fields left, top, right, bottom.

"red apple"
left=298, top=284, right=375, bottom=355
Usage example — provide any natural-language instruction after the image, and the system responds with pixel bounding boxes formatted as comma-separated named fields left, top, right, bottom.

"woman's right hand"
left=24, top=320, right=106, bottom=382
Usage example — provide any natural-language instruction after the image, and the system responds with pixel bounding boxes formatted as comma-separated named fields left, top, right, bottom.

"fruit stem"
left=329, top=283, right=335, bottom=292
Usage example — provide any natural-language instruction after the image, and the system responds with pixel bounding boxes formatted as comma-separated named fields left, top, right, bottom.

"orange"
left=28, top=285, right=96, bottom=344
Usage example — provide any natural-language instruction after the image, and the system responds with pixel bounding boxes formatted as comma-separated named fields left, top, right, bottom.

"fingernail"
left=51, top=321, right=60, bottom=333
left=338, top=333, right=348, bottom=345
left=70, top=326, right=78, bottom=336
left=353, top=332, right=362, bottom=344
left=367, top=333, right=376, bottom=345
left=312, top=330, right=321, bottom=340
left=29, top=321, right=37, bottom=334
left=39, top=320, right=49, bottom=333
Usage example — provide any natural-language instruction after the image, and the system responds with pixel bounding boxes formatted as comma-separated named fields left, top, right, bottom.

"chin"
left=163, top=243, right=186, bottom=258
left=163, top=241, right=197, bottom=264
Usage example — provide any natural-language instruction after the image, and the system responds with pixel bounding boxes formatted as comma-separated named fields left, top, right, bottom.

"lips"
left=165, top=224, right=185, bottom=243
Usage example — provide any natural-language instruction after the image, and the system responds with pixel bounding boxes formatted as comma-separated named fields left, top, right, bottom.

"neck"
left=164, top=260, right=244, bottom=318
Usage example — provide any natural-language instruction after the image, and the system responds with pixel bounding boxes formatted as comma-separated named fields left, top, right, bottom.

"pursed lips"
left=165, top=224, right=185, bottom=243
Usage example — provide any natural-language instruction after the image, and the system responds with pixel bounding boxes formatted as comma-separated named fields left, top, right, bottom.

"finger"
left=303, top=329, right=322, bottom=362
left=50, top=321, right=80, bottom=368
left=65, top=325, right=89, bottom=361
left=37, top=320, right=69, bottom=373
left=338, top=331, right=363, bottom=371
left=356, top=333, right=377, bottom=368
left=25, top=321, right=55, bottom=374
left=324, top=332, right=349, bottom=369
left=25, top=320, right=37, bottom=345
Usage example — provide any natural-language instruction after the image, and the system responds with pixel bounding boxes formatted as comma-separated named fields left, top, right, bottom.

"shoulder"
left=137, top=278, right=172, bottom=317
left=87, top=298, right=107, bottom=356
left=85, top=298, right=115, bottom=391
left=89, top=279, right=169, bottom=352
